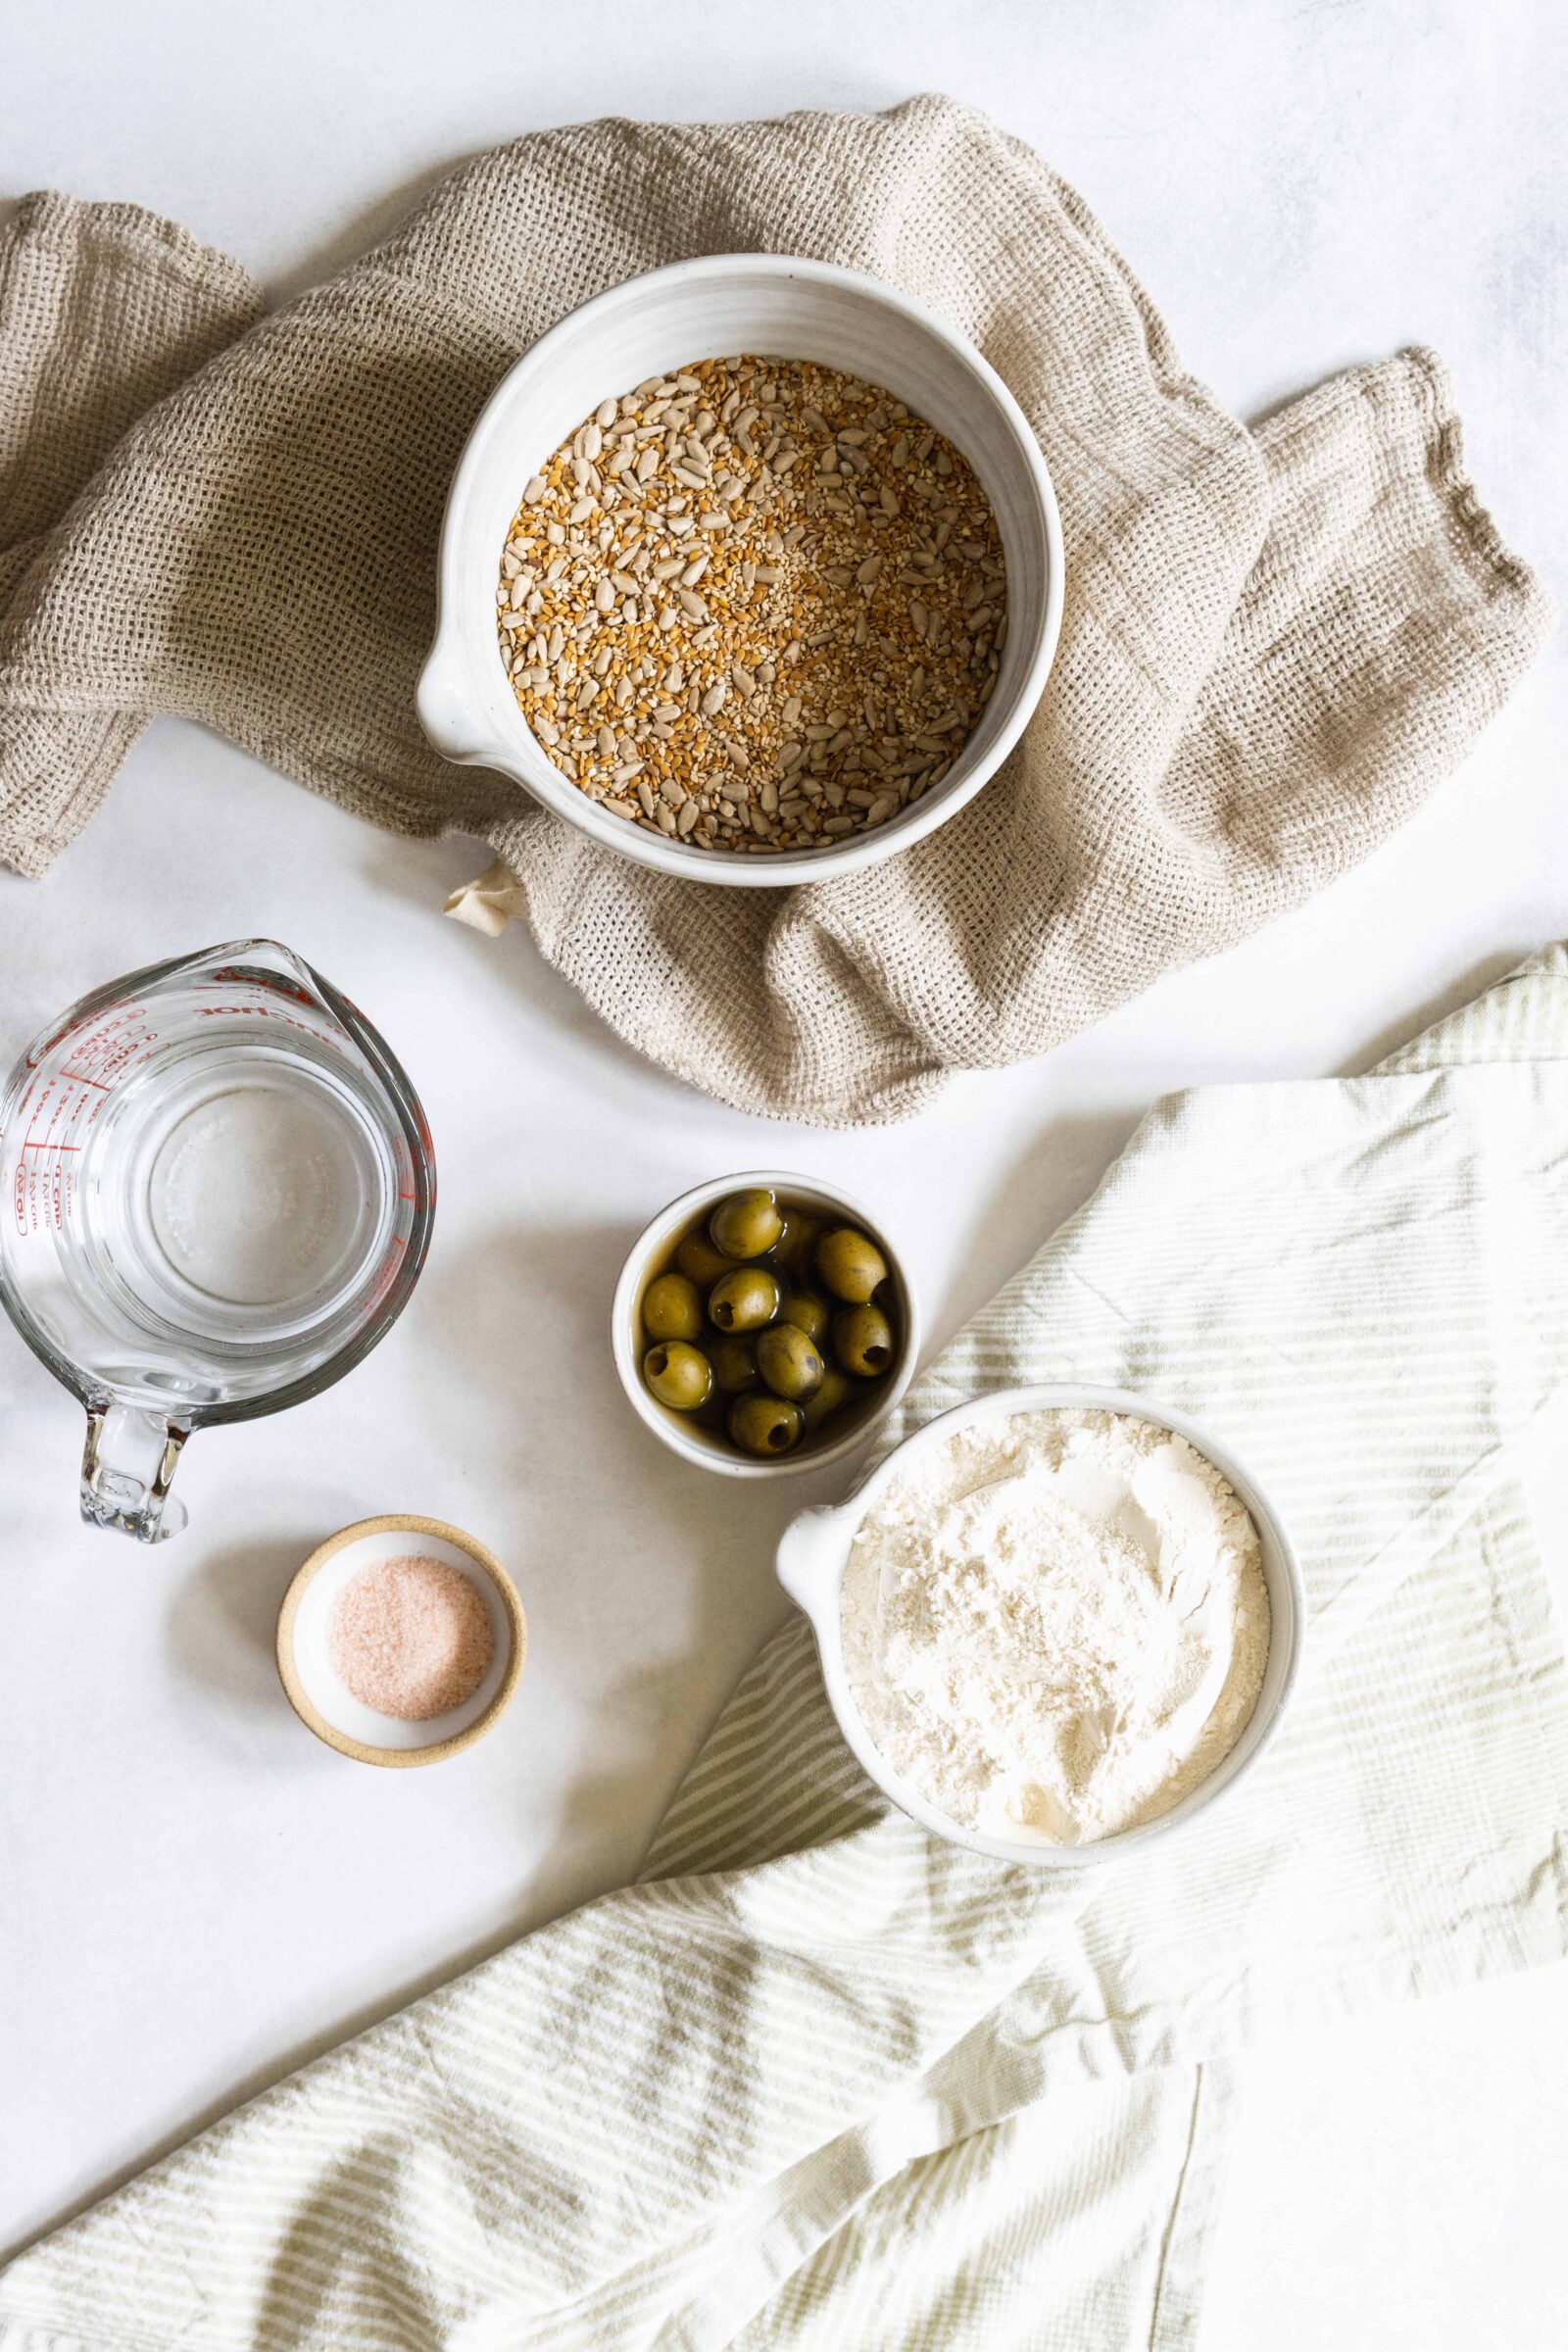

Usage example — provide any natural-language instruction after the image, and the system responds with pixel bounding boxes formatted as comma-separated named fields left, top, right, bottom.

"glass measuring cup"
left=0, top=941, right=435, bottom=1542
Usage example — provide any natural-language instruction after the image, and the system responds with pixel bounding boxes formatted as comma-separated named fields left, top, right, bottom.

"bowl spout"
left=416, top=648, right=494, bottom=765
left=775, top=1503, right=854, bottom=1620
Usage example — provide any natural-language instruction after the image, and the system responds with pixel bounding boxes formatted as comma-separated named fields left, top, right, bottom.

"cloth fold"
left=4, top=945, right=1568, bottom=2351
left=0, top=190, right=262, bottom=861
left=0, top=98, right=1552, bottom=1123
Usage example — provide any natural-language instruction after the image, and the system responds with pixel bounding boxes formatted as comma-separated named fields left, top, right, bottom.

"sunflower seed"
left=500, top=356, right=1004, bottom=854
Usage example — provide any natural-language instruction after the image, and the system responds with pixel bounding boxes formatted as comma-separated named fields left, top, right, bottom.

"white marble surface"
left=2, top=1, right=1566, bottom=2339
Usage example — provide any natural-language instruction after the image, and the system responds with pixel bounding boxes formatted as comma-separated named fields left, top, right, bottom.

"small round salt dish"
left=776, top=1385, right=1303, bottom=1868
left=276, top=1515, right=525, bottom=1767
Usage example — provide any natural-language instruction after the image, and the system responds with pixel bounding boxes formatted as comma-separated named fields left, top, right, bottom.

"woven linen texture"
left=0, top=98, right=1551, bottom=1122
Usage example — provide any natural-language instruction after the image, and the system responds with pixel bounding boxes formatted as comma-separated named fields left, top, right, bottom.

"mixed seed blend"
left=496, top=357, right=1007, bottom=853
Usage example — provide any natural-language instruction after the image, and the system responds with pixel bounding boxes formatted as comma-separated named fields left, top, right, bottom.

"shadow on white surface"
left=1343, top=944, right=1542, bottom=1075
left=356, top=821, right=699, bottom=1100
left=167, top=1532, right=316, bottom=1711
left=264, top=154, right=484, bottom=308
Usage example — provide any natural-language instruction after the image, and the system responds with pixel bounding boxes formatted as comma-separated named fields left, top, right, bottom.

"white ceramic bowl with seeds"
left=418, top=255, right=1063, bottom=887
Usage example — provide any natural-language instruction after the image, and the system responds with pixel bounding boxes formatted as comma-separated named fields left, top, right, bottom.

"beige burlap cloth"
left=0, top=96, right=1551, bottom=1124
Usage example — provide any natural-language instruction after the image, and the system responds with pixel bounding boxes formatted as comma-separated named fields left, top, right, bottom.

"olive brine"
left=641, top=1189, right=900, bottom=1457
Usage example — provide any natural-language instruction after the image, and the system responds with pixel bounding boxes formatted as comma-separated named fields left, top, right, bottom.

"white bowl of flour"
left=776, top=1387, right=1303, bottom=1867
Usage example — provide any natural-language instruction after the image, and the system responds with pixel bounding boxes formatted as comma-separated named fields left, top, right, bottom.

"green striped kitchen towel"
left=3, top=948, right=1568, bottom=2351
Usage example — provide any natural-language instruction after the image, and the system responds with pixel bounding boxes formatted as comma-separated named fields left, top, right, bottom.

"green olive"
left=777, top=1287, right=831, bottom=1346
left=773, top=1207, right=823, bottom=1278
left=728, top=1391, right=804, bottom=1455
left=709, top=1188, right=783, bottom=1260
left=643, top=1340, right=712, bottom=1410
left=833, top=1302, right=896, bottom=1378
left=801, top=1364, right=856, bottom=1430
left=710, top=1265, right=780, bottom=1332
left=815, top=1226, right=889, bottom=1304
left=709, top=1331, right=759, bottom=1393
left=642, top=1271, right=704, bottom=1343
left=675, top=1228, right=733, bottom=1287
left=756, top=1321, right=824, bottom=1401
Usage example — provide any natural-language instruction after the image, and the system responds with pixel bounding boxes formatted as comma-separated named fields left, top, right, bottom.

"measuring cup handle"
left=80, top=1405, right=190, bottom=1544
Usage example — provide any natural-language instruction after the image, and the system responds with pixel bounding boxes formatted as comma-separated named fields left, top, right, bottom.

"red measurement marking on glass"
left=361, top=1234, right=408, bottom=1312
left=20, top=1141, right=81, bottom=1152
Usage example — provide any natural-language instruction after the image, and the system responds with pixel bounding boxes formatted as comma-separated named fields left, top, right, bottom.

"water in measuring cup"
left=1, top=942, right=434, bottom=1539
left=147, top=1082, right=363, bottom=1308
left=85, top=1041, right=396, bottom=1349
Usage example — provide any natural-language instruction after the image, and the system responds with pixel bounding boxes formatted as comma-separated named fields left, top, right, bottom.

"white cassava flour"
left=841, top=1408, right=1270, bottom=1844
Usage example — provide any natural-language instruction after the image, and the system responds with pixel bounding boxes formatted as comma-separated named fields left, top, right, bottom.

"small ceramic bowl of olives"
left=612, top=1170, right=919, bottom=1478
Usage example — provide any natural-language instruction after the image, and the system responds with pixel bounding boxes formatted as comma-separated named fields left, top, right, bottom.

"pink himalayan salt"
left=328, top=1553, right=495, bottom=1722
